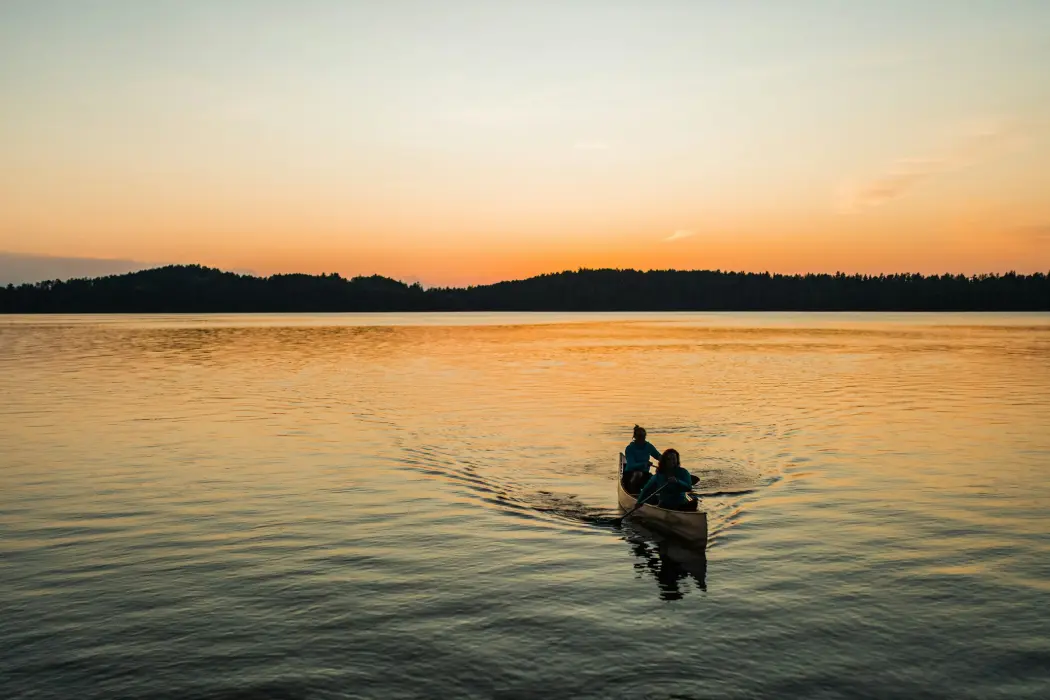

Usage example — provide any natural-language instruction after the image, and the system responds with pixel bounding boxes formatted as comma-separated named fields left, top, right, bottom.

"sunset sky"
left=2, top=1, right=1049, bottom=285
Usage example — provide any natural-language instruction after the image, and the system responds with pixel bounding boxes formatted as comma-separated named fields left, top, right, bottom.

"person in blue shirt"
left=623, top=425, right=661, bottom=493
left=637, top=448, right=698, bottom=512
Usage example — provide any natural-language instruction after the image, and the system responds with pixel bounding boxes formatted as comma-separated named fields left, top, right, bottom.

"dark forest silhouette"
left=1, top=264, right=1048, bottom=312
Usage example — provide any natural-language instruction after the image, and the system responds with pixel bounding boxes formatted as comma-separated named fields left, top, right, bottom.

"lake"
left=2, top=312, right=1049, bottom=699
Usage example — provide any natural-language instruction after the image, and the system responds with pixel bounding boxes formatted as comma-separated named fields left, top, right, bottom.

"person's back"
left=637, top=449, right=697, bottom=511
left=623, top=425, right=660, bottom=492
left=624, top=440, right=660, bottom=471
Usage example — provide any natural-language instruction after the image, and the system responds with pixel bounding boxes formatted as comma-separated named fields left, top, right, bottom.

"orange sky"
left=1, top=2, right=1049, bottom=285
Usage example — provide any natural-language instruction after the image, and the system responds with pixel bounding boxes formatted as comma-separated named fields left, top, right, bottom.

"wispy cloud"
left=665, top=230, right=695, bottom=242
left=1014, top=224, right=1050, bottom=244
left=841, top=121, right=1027, bottom=212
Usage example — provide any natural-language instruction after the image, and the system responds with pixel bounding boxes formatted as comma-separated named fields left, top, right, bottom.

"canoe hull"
left=618, top=453, right=708, bottom=546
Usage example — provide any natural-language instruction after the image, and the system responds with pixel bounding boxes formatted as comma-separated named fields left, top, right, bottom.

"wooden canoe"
left=618, top=453, right=708, bottom=546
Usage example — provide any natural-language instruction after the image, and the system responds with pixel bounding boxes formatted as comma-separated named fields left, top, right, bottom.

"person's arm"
left=647, top=443, right=661, bottom=461
left=636, top=474, right=660, bottom=504
left=673, top=468, right=693, bottom=492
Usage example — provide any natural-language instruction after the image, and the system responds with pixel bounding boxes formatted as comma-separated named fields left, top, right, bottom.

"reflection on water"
left=1, top=312, right=1049, bottom=700
left=625, top=526, right=709, bottom=601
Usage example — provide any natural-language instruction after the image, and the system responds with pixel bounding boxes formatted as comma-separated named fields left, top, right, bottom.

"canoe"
left=618, top=453, right=708, bottom=546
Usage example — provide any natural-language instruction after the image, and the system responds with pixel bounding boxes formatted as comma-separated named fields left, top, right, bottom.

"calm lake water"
left=2, top=313, right=1049, bottom=700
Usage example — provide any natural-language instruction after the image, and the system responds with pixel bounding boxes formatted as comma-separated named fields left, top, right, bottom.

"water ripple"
left=2, top=313, right=1049, bottom=699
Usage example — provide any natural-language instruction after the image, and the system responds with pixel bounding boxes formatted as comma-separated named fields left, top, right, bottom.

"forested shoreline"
left=2, top=264, right=1048, bottom=312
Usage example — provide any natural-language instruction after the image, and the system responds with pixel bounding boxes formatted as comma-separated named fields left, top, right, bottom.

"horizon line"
left=6, top=261, right=1049, bottom=290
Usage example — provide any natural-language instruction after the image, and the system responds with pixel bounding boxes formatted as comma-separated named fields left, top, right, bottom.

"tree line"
left=1, top=264, right=1048, bottom=312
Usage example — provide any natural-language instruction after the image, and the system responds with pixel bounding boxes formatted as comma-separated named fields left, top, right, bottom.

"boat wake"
left=522, top=490, right=621, bottom=526
left=399, top=444, right=621, bottom=527
left=397, top=442, right=784, bottom=550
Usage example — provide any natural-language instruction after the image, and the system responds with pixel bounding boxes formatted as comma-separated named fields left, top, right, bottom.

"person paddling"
left=636, top=448, right=698, bottom=512
left=623, top=425, right=661, bottom=493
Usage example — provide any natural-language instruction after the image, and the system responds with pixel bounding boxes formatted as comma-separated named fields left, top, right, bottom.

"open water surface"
left=1, top=312, right=1049, bottom=699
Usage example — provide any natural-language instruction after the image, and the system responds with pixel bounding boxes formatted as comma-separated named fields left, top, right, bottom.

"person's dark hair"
left=657, top=448, right=680, bottom=475
left=632, top=425, right=646, bottom=443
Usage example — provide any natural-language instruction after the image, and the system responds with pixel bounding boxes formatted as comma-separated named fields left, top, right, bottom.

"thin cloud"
left=1014, top=224, right=1050, bottom=244
left=841, top=121, right=1026, bottom=212
left=665, top=230, right=695, bottom=242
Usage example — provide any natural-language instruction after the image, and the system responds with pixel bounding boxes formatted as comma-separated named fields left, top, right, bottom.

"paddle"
left=618, top=479, right=674, bottom=525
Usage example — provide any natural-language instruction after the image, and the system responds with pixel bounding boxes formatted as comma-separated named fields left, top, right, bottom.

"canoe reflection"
left=624, top=526, right=708, bottom=600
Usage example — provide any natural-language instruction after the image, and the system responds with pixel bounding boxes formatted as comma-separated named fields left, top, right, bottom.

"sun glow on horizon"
left=1, top=1, right=1049, bottom=285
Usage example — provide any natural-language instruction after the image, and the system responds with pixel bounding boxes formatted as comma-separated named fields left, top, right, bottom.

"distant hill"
left=1, top=264, right=1048, bottom=312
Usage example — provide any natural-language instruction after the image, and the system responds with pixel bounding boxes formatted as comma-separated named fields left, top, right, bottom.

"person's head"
left=632, top=425, right=647, bottom=443
left=657, top=448, right=680, bottom=475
